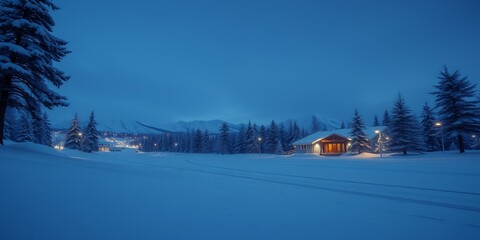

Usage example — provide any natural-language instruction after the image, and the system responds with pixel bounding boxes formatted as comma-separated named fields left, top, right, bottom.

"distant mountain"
left=53, top=119, right=239, bottom=134
left=283, top=114, right=341, bottom=131
left=53, top=114, right=340, bottom=134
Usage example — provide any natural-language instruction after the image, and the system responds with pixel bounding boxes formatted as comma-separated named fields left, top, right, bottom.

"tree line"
left=349, top=66, right=480, bottom=154
left=131, top=121, right=306, bottom=155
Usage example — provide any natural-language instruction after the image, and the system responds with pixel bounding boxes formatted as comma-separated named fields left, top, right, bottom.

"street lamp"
left=435, top=122, right=445, bottom=152
left=375, top=130, right=382, bottom=158
left=257, top=137, right=262, bottom=154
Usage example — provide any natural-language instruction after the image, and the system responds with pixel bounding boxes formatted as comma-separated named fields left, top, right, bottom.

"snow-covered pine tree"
left=311, top=115, right=319, bottom=134
left=82, top=111, right=99, bottom=152
left=420, top=102, right=440, bottom=151
left=258, top=125, right=266, bottom=153
left=279, top=123, right=287, bottom=152
left=265, top=120, right=279, bottom=154
left=340, top=121, right=345, bottom=129
left=0, top=0, right=70, bottom=145
left=389, top=95, right=425, bottom=154
left=349, top=109, right=372, bottom=154
left=382, top=110, right=391, bottom=127
left=4, top=107, right=18, bottom=140
left=16, top=112, right=33, bottom=142
left=431, top=66, right=480, bottom=153
left=43, top=111, right=52, bottom=146
left=192, top=128, right=203, bottom=153
left=244, top=121, right=256, bottom=153
left=234, top=125, right=246, bottom=154
left=373, top=115, right=380, bottom=127
left=32, top=109, right=45, bottom=145
left=202, top=130, right=213, bottom=153
left=65, top=113, right=82, bottom=150
left=287, top=121, right=300, bottom=148
left=218, top=122, right=230, bottom=154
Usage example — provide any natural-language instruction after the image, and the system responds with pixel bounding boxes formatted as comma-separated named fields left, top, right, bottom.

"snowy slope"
left=1, top=142, right=479, bottom=240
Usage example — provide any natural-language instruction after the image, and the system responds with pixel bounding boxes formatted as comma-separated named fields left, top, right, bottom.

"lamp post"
left=375, top=130, right=382, bottom=158
left=435, top=122, right=445, bottom=152
left=257, top=137, right=262, bottom=154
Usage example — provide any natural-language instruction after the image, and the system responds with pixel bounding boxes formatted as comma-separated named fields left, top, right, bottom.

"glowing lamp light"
left=375, top=130, right=380, bottom=134
left=435, top=122, right=442, bottom=127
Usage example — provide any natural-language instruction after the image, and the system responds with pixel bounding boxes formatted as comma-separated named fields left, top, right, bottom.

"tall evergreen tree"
left=65, top=113, right=82, bottom=150
left=340, top=121, right=345, bottom=129
left=16, top=112, right=33, bottom=142
left=258, top=125, right=266, bottom=153
left=373, top=115, right=380, bottom=127
left=219, top=122, right=230, bottom=154
left=311, top=115, right=319, bottom=133
left=382, top=110, right=391, bottom=127
left=82, top=111, right=99, bottom=152
left=389, top=95, right=425, bottom=154
left=420, top=103, right=440, bottom=151
left=431, top=67, right=480, bottom=153
left=287, top=121, right=300, bottom=147
left=349, top=109, right=372, bottom=154
left=265, top=120, right=279, bottom=153
left=0, top=0, right=70, bottom=145
left=43, top=112, right=52, bottom=146
left=192, top=128, right=203, bottom=153
left=4, top=107, right=17, bottom=140
left=202, top=130, right=213, bottom=153
left=31, top=108, right=52, bottom=146
left=244, top=121, right=256, bottom=153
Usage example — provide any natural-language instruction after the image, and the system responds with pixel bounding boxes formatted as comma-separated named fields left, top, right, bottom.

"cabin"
left=292, top=126, right=386, bottom=155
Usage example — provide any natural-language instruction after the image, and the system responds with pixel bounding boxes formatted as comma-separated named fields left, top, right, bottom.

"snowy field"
left=1, top=142, right=480, bottom=240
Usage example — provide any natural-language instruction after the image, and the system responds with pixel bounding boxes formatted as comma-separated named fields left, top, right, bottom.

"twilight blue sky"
left=50, top=0, right=480, bottom=125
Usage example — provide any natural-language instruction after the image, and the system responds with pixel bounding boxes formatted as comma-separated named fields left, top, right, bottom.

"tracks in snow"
left=126, top=158, right=480, bottom=213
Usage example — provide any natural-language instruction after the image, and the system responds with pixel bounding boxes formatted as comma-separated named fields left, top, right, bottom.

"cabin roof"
left=292, top=126, right=387, bottom=145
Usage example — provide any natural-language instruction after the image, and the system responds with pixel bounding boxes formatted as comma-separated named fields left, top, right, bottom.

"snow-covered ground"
left=1, top=142, right=479, bottom=240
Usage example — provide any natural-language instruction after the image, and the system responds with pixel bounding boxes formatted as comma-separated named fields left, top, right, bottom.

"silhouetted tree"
left=431, top=67, right=480, bottom=153
left=389, top=95, right=425, bottom=154
left=349, top=109, right=371, bottom=154
left=0, top=0, right=69, bottom=145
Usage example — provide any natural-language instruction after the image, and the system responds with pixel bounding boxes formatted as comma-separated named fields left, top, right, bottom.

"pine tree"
left=382, top=110, right=391, bottom=127
left=431, top=66, right=480, bottom=153
left=373, top=115, right=380, bottom=127
left=279, top=123, right=287, bottom=152
left=420, top=103, right=440, bottom=151
left=65, top=113, right=82, bottom=150
left=234, top=125, right=246, bottom=153
left=287, top=121, right=300, bottom=148
left=16, top=112, right=33, bottom=142
left=311, top=115, right=319, bottom=133
left=349, top=109, right=372, bottom=154
left=244, top=121, right=256, bottom=153
left=202, top=130, right=213, bottom=153
left=0, top=0, right=70, bottom=145
left=4, top=107, right=18, bottom=140
left=192, top=128, right=203, bottom=153
left=32, top=109, right=50, bottom=145
left=258, top=125, right=266, bottom=153
left=82, top=111, right=99, bottom=152
left=43, top=112, right=52, bottom=146
left=265, top=120, right=279, bottom=154
left=340, top=121, right=345, bottom=129
left=219, top=122, right=230, bottom=154
left=389, top=95, right=425, bottom=154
